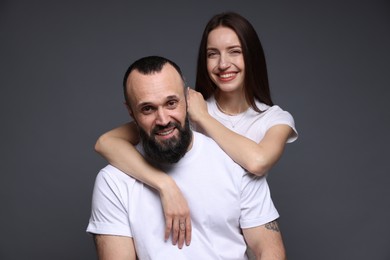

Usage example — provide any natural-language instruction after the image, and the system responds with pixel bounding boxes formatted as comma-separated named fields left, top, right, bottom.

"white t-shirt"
left=204, top=96, right=298, bottom=144
left=204, top=97, right=298, bottom=260
left=87, top=132, right=279, bottom=260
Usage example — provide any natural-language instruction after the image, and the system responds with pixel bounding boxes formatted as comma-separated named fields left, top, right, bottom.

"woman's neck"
left=215, top=90, right=249, bottom=115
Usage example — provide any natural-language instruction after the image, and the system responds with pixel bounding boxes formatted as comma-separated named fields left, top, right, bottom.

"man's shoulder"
left=96, top=164, right=136, bottom=184
left=192, top=131, right=221, bottom=150
left=192, top=130, right=212, bottom=142
left=192, top=131, right=244, bottom=169
left=100, top=164, right=125, bottom=175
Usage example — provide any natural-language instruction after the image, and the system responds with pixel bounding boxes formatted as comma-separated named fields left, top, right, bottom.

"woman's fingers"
left=160, top=182, right=192, bottom=248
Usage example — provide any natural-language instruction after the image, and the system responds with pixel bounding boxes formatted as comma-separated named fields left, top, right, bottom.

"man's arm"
left=94, top=234, right=136, bottom=260
left=243, top=220, right=286, bottom=260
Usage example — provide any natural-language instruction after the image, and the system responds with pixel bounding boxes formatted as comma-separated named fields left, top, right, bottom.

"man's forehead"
left=127, top=65, right=185, bottom=105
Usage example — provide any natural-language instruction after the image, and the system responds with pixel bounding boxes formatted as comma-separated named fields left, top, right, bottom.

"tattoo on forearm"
left=265, top=221, right=280, bottom=232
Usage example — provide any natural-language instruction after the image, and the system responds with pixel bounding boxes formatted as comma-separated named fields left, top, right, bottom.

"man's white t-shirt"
left=87, top=132, right=279, bottom=259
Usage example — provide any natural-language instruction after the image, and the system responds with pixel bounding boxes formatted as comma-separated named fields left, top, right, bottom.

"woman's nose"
left=218, top=55, right=231, bottom=70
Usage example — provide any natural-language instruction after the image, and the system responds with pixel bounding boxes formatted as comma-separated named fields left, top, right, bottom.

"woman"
left=94, top=12, right=298, bottom=249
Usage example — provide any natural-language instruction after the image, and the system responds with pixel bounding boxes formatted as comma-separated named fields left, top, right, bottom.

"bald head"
left=123, top=56, right=186, bottom=108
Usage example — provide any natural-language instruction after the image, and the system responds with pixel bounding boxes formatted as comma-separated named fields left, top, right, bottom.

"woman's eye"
left=207, top=52, right=218, bottom=58
left=230, top=49, right=242, bottom=55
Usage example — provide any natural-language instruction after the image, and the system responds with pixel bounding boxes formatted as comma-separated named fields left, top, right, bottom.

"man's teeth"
left=158, top=129, right=174, bottom=136
left=220, top=73, right=235, bottom=78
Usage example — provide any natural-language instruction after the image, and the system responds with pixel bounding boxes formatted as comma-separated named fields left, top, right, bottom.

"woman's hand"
left=187, top=88, right=209, bottom=124
left=159, top=178, right=192, bottom=249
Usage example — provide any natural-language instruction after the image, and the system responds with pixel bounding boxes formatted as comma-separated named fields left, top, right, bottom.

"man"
left=87, top=56, right=286, bottom=259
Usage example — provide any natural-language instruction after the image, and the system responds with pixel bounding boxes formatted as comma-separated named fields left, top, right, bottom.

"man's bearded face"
left=139, top=116, right=192, bottom=164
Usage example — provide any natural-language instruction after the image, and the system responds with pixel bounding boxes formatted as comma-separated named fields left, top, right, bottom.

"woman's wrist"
left=196, top=113, right=215, bottom=132
left=154, top=174, right=177, bottom=194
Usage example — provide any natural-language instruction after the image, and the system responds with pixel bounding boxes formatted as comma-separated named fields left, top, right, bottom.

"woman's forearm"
left=187, top=89, right=289, bottom=176
left=95, top=126, right=172, bottom=191
left=195, top=114, right=292, bottom=176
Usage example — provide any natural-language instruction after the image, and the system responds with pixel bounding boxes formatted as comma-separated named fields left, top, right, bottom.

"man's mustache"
left=151, top=122, right=179, bottom=135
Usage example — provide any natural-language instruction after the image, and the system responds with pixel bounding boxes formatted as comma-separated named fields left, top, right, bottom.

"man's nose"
left=155, top=107, right=170, bottom=125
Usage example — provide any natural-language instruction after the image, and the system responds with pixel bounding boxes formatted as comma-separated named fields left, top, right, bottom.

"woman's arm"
left=95, top=122, right=191, bottom=248
left=187, top=89, right=293, bottom=176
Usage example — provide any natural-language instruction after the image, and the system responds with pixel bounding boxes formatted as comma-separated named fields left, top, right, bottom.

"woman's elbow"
left=245, top=156, right=274, bottom=176
left=246, top=162, right=269, bottom=176
left=94, top=134, right=110, bottom=154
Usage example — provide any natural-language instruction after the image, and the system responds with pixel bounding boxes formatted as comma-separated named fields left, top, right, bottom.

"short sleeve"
left=265, top=106, right=298, bottom=143
left=86, top=166, right=134, bottom=237
left=239, top=174, right=280, bottom=229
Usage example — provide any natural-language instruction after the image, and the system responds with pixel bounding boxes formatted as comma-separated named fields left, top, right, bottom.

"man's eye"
left=167, top=100, right=178, bottom=108
left=141, top=106, right=154, bottom=114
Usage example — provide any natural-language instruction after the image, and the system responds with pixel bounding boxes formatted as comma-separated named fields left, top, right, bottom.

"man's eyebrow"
left=137, top=94, right=180, bottom=108
left=137, top=101, right=153, bottom=108
left=166, top=95, right=180, bottom=100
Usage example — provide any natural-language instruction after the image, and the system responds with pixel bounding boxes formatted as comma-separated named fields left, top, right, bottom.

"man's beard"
left=139, top=116, right=192, bottom=164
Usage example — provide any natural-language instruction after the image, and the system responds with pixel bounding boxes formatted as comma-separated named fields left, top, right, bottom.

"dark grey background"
left=1, top=1, right=389, bottom=259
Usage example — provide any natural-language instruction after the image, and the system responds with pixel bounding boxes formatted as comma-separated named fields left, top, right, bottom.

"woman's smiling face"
left=206, top=26, right=245, bottom=94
